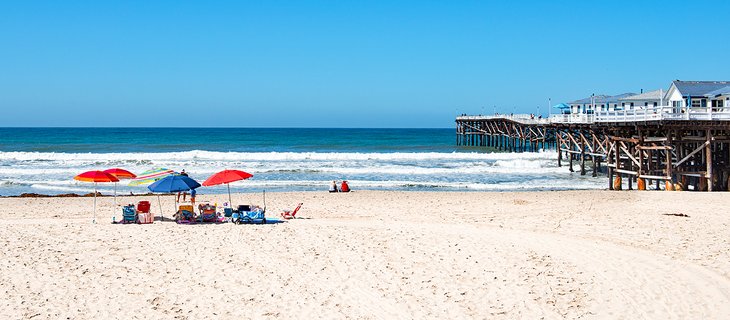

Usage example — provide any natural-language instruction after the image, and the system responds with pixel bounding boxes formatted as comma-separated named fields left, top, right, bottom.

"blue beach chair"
left=232, top=205, right=267, bottom=224
left=223, top=207, right=234, bottom=222
left=121, top=205, right=138, bottom=224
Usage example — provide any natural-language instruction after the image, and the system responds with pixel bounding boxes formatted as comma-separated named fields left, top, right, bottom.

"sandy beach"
left=1, top=190, right=729, bottom=319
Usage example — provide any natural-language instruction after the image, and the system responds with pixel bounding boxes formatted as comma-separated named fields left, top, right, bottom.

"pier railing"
left=549, top=114, right=594, bottom=124
left=459, top=106, right=730, bottom=125
left=594, top=106, right=667, bottom=122
left=595, top=106, right=730, bottom=122
left=456, top=114, right=551, bottom=125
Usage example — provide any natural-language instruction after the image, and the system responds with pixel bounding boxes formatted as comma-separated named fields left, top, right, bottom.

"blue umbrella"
left=148, top=175, right=201, bottom=193
left=147, top=175, right=201, bottom=221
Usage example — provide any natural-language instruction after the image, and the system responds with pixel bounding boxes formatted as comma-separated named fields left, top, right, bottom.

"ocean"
left=0, top=128, right=605, bottom=196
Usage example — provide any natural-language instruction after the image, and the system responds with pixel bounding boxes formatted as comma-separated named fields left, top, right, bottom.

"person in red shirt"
left=340, top=180, right=350, bottom=193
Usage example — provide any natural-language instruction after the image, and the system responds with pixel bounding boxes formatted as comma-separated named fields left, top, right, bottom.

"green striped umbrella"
left=128, top=168, right=175, bottom=186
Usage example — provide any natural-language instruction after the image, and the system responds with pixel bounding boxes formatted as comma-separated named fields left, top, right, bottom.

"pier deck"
left=456, top=108, right=730, bottom=191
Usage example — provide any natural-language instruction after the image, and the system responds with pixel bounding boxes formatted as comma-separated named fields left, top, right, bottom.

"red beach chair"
left=280, top=203, right=303, bottom=220
left=137, top=201, right=153, bottom=224
left=137, top=201, right=151, bottom=213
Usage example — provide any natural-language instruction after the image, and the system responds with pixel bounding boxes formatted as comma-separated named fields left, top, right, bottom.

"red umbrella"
left=103, top=168, right=137, bottom=179
left=74, top=171, right=119, bottom=223
left=202, top=170, right=253, bottom=207
left=103, top=168, right=137, bottom=205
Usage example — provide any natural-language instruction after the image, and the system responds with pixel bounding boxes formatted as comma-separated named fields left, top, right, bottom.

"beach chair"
left=121, top=205, right=138, bottom=224
left=137, top=201, right=153, bottom=224
left=233, top=205, right=266, bottom=224
left=223, top=207, right=234, bottom=222
left=176, top=204, right=195, bottom=223
left=198, top=204, right=218, bottom=222
left=280, top=203, right=303, bottom=220
left=137, top=201, right=151, bottom=213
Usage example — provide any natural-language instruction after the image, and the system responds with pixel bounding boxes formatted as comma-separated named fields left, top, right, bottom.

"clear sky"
left=1, top=0, right=728, bottom=128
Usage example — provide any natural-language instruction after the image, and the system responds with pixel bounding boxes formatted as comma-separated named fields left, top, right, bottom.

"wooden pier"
left=456, top=108, right=730, bottom=191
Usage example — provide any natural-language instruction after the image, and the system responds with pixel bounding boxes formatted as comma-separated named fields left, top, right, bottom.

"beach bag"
left=138, top=212, right=154, bottom=224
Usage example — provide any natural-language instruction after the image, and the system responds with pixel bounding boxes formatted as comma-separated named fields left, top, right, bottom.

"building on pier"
left=665, top=80, right=730, bottom=113
left=568, top=93, right=635, bottom=114
left=618, top=90, right=663, bottom=109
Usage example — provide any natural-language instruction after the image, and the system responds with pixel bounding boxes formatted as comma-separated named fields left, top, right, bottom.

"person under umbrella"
left=147, top=174, right=201, bottom=222
left=177, top=169, right=189, bottom=202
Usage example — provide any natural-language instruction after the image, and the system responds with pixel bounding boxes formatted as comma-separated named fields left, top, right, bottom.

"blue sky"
left=1, top=0, right=728, bottom=127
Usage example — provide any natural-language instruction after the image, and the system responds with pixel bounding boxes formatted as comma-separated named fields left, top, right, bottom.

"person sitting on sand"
left=329, top=180, right=338, bottom=193
left=340, top=180, right=350, bottom=193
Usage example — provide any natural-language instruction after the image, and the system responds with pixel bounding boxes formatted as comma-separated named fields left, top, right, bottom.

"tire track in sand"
left=444, top=223, right=730, bottom=319
left=314, top=219, right=730, bottom=319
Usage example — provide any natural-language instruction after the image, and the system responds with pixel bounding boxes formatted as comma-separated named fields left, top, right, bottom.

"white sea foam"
left=0, top=150, right=607, bottom=195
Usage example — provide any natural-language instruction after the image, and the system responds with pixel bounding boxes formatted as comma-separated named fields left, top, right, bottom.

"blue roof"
left=673, top=81, right=730, bottom=97
left=569, top=93, right=636, bottom=105
left=704, top=85, right=730, bottom=97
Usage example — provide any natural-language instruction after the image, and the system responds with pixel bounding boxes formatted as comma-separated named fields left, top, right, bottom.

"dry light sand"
left=0, top=190, right=729, bottom=319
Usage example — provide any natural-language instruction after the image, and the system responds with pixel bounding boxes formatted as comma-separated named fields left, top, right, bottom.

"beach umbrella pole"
left=93, top=182, right=97, bottom=224
left=157, top=195, right=163, bottom=222
left=113, top=182, right=117, bottom=205
left=227, top=184, right=232, bottom=208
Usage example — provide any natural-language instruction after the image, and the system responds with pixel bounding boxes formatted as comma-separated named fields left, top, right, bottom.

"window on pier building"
left=672, top=100, right=683, bottom=112
left=689, top=98, right=706, bottom=108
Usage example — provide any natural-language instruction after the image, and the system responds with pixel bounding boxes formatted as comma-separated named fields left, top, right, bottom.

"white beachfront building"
left=568, top=93, right=635, bottom=114
left=618, top=90, right=663, bottom=109
left=664, top=80, right=730, bottom=113
left=705, top=85, right=730, bottom=111
left=553, top=80, right=730, bottom=122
